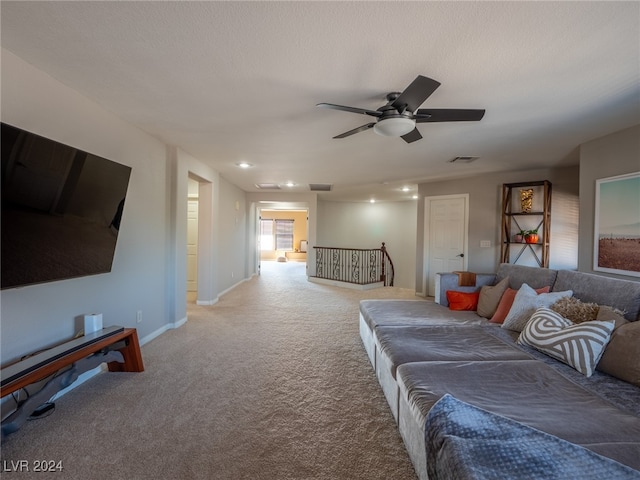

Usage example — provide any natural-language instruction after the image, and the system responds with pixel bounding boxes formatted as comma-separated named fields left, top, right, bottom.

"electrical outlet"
left=136, top=310, right=143, bottom=323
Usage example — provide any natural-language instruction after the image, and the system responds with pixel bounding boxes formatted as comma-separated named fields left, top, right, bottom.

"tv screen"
left=1, top=123, right=132, bottom=289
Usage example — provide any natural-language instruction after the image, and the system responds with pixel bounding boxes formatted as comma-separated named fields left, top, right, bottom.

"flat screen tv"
left=1, top=123, right=132, bottom=289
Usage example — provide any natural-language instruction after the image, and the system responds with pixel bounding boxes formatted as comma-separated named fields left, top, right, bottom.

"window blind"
left=275, top=219, right=294, bottom=250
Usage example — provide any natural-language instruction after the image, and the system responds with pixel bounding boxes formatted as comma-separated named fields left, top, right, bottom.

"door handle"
left=457, top=253, right=464, bottom=258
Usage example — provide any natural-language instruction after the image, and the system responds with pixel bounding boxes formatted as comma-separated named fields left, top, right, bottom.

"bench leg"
left=108, top=330, right=144, bottom=373
left=1, top=350, right=123, bottom=437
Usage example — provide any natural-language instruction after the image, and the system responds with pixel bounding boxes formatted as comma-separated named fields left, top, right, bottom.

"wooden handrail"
left=381, top=242, right=395, bottom=287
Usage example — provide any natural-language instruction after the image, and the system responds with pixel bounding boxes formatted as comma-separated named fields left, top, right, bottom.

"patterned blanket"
left=425, top=394, right=640, bottom=480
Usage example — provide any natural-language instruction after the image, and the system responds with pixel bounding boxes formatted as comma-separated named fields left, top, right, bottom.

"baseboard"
left=48, top=364, right=106, bottom=402
left=139, top=316, right=188, bottom=346
left=172, top=315, right=188, bottom=329
left=217, top=277, right=251, bottom=298
left=29, top=278, right=254, bottom=405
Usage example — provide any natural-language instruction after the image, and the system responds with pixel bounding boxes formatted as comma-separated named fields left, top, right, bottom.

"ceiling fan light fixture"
left=373, top=117, right=415, bottom=137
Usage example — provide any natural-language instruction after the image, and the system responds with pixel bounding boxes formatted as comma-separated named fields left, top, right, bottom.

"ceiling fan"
left=316, top=75, right=485, bottom=143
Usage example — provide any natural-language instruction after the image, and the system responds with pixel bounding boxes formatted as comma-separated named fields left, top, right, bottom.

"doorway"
left=187, top=177, right=199, bottom=303
left=258, top=208, right=308, bottom=275
left=423, top=194, right=469, bottom=296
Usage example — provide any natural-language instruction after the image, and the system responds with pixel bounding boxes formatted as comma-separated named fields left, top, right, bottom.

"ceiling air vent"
left=309, top=184, right=333, bottom=192
left=449, top=156, right=479, bottom=164
left=255, top=183, right=281, bottom=190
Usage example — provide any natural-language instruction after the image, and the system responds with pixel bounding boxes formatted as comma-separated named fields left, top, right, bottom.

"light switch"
left=480, top=240, right=491, bottom=248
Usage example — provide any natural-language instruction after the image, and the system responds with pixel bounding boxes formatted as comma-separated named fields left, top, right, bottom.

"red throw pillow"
left=490, top=285, right=550, bottom=323
left=446, top=291, right=480, bottom=311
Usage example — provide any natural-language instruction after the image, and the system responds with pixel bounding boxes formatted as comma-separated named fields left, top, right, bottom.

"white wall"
left=316, top=200, right=418, bottom=289
left=415, top=166, right=580, bottom=295
left=0, top=50, right=170, bottom=364
left=578, top=124, right=640, bottom=278
left=170, top=147, right=251, bottom=311
left=217, top=177, right=248, bottom=293
left=0, top=50, right=257, bottom=366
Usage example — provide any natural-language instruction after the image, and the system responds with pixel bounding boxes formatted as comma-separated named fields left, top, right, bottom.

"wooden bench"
left=1, top=327, right=144, bottom=436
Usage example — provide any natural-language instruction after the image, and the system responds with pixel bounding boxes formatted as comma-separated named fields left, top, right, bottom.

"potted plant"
left=513, top=229, right=527, bottom=243
left=525, top=229, right=539, bottom=244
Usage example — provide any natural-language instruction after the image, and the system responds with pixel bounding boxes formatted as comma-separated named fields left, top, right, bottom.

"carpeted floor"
left=1, top=261, right=422, bottom=479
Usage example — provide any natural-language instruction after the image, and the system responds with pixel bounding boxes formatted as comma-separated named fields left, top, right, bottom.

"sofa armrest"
left=435, top=273, right=497, bottom=307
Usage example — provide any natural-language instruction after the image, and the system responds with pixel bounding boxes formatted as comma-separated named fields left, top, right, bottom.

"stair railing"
left=313, top=242, right=394, bottom=287
left=380, top=242, right=395, bottom=287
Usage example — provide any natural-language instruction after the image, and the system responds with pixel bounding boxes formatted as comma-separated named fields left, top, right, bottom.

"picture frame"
left=593, top=171, right=640, bottom=277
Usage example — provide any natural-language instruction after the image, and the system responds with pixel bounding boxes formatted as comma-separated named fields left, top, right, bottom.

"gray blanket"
left=425, top=394, right=640, bottom=480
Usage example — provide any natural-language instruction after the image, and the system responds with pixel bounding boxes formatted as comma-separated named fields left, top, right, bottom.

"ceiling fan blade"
left=316, top=103, right=382, bottom=117
left=333, top=123, right=375, bottom=139
left=391, top=76, right=441, bottom=113
left=401, top=128, right=422, bottom=144
left=415, top=109, right=486, bottom=122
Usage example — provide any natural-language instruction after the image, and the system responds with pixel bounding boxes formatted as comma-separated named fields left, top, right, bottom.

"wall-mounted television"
left=1, top=123, right=132, bottom=290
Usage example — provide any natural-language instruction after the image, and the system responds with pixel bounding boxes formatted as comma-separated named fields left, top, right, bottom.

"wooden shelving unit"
left=500, top=180, right=552, bottom=268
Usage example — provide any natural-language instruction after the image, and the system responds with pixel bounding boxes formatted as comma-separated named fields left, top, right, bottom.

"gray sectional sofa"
left=359, top=263, right=640, bottom=479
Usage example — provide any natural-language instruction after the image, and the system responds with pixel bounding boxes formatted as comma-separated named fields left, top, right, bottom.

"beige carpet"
left=1, top=261, right=423, bottom=479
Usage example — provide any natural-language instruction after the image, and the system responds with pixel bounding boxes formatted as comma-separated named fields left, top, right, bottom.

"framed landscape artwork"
left=593, top=171, right=640, bottom=277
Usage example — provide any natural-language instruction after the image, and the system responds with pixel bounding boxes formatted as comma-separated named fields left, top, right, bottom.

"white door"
left=425, top=195, right=468, bottom=296
left=187, top=199, right=199, bottom=297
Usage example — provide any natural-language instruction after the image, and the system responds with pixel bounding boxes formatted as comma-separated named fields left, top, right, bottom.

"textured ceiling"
left=1, top=1, right=639, bottom=201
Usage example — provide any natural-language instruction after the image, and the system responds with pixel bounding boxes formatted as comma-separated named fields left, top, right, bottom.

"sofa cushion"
left=435, top=273, right=497, bottom=307
left=425, top=394, right=640, bottom=480
left=396, top=360, right=640, bottom=470
left=446, top=291, right=480, bottom=311
left=501, top=284, right=570, bottom=331
left=477, top=277, right=509, bottom=318
left=597, top=319, right=640, bottom=387
left=518, top=307, right=614, bottom=377
left=496, top=263, right=558, bottom=290
left=375, top=325, right=530, bottom=378
left=552, top=269, right=640, bottom=321
left=359, top=299, right=487, bottom=331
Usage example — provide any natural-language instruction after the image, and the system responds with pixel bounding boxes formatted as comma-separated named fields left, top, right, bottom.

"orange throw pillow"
left=446, top=291, right=480, bottom=311
left=490, top=286, right=550, bottom=323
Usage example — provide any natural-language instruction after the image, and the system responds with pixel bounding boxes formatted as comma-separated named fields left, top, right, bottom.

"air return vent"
left=255, top=183, right=281, bottom=190
left=309, top=184, right=333, bottom=191
left=449, top=156, right=479, bottom=164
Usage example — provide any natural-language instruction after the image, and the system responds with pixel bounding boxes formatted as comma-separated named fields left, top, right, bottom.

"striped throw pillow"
left=518, top=307, right=615, bottom=377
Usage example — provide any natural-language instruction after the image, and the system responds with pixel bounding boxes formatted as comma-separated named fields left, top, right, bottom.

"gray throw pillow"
left=501, top=284, right=573, bottom=332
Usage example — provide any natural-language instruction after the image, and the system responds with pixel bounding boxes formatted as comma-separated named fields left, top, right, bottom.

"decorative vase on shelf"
left=525, top=232, right=539, bottom=244
left=520, top=189, right=534, bottom=213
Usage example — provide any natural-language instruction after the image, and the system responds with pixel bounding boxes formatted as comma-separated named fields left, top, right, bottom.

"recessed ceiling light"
left=370, top=199, right=376, bottom=204
left=236, top=162, right=253, bottom=169
left=412, top=195, right=419, bottom=199
left=402, top=186, right=410, bottom=192
left=285, top=181, right=295, bottom=187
